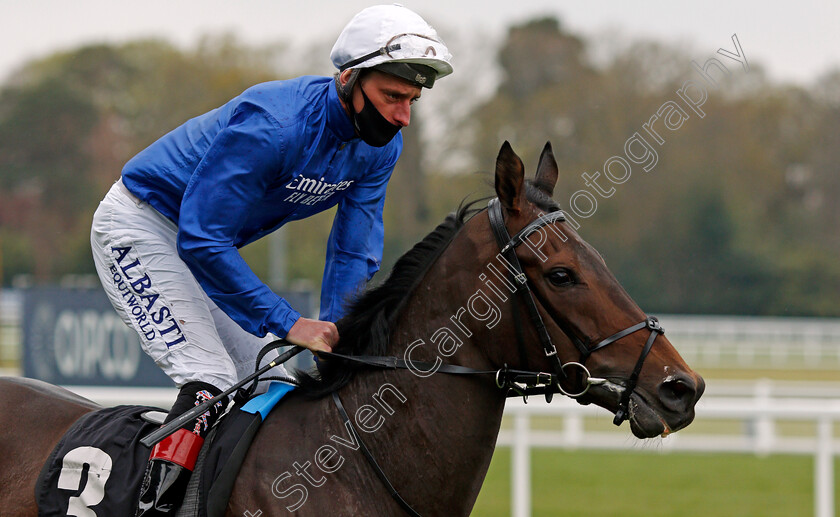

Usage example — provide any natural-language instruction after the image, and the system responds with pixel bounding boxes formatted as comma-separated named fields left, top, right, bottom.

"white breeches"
left=91, top=180, right=286, bottom=391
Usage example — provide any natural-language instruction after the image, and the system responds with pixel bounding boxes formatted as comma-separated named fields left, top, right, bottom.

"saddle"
left=35, top=382, right=295, bottom=517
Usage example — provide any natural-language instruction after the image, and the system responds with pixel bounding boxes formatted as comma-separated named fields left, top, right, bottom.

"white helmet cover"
left=331, top=4, right=453, bottom=82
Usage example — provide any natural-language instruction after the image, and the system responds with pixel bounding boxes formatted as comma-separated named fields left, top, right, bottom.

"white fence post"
left=564, top=412, right=583, bottom=446
left=815, top=417, right=834, bottom=517
left=512, top=410, right=531, bottom=517
left=755, top=379, right=775, bottom=455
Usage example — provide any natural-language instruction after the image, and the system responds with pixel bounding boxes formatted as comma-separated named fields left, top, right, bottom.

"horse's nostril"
left=658, top=374, right=697, bottom=413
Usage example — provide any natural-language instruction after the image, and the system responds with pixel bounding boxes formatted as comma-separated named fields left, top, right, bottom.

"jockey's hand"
left=285, top=317, right=338, bottom=354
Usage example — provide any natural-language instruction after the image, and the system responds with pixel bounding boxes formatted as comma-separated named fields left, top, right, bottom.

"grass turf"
left=471, top=448, right=838, bottom=516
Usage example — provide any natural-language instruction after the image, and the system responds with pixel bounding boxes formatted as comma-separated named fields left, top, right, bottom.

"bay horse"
left=0, top=142, right=704, bottom=516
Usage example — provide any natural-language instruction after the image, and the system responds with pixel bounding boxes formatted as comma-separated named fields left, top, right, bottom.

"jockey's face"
left=340, top=69, right=422, bottom=128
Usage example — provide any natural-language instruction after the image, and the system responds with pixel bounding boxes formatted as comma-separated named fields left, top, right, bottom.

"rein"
left=317, top=350, right=604, bottom=398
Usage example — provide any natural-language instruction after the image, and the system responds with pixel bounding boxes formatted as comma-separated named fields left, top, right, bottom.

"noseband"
left=486, top=198, right=663, bottom=425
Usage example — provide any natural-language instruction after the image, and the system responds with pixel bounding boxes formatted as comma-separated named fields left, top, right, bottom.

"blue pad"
left=240, top=381, right=296, bottom=419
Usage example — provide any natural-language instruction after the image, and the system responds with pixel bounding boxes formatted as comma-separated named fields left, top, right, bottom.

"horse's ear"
left=494, top=141, right=525, bottom=212
left=534, top=141, right=558, bottom=196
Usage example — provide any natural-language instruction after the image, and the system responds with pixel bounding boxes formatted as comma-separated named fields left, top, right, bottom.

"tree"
left=462, top=15, right=840, bottom=316
left=0, top=37, right=287, bottom=283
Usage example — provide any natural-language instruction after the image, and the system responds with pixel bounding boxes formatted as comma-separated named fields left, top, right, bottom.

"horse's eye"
left=547, top=268, right=574, bottom=287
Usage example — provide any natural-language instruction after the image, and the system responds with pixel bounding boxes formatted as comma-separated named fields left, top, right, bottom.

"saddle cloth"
left=36, top=382, right=295, bottom=517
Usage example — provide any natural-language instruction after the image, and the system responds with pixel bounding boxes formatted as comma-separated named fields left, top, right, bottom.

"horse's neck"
left=343, top=224, right=507, bottom=514
left=344, top=332, right=505, bottom=514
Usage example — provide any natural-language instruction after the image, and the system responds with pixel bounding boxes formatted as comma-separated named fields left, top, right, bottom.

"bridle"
left=486, top=198, right=664, bottom=425
left=317, top=197, right=665, bottom=516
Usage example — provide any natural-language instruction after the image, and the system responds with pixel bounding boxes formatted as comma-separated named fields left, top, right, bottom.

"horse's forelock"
left=524, top=181, right=562, bottom=213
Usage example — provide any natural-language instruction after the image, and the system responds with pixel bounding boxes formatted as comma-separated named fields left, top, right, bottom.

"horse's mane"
left=295, top=182, right=559, bottom=398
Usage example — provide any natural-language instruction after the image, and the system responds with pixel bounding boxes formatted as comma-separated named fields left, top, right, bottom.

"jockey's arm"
left=319, top=158, right=397, bottom=324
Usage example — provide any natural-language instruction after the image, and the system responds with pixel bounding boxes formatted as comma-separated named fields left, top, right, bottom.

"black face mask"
left=352, top=84, right=402, bottom=147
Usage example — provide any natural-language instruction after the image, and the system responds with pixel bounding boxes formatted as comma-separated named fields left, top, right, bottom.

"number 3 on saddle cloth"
left=35, top=382, right=295, bottom=517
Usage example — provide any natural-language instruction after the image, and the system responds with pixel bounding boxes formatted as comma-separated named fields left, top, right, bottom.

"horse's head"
left=480, top=141, right=704, bottom=438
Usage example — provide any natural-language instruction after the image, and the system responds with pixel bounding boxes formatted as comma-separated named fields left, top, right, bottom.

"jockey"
left=89, top=5, right=452, bottom=516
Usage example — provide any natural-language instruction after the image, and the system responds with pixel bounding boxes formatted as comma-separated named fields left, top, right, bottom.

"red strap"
left=150, top=428, right=204, bottom=471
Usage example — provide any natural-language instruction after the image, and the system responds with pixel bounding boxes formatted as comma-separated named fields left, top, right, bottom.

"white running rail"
left=499, top=397, right=839, bottom=517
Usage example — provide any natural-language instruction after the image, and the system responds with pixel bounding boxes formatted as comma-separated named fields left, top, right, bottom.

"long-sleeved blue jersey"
left=121, top=76, right=401, bottom=339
